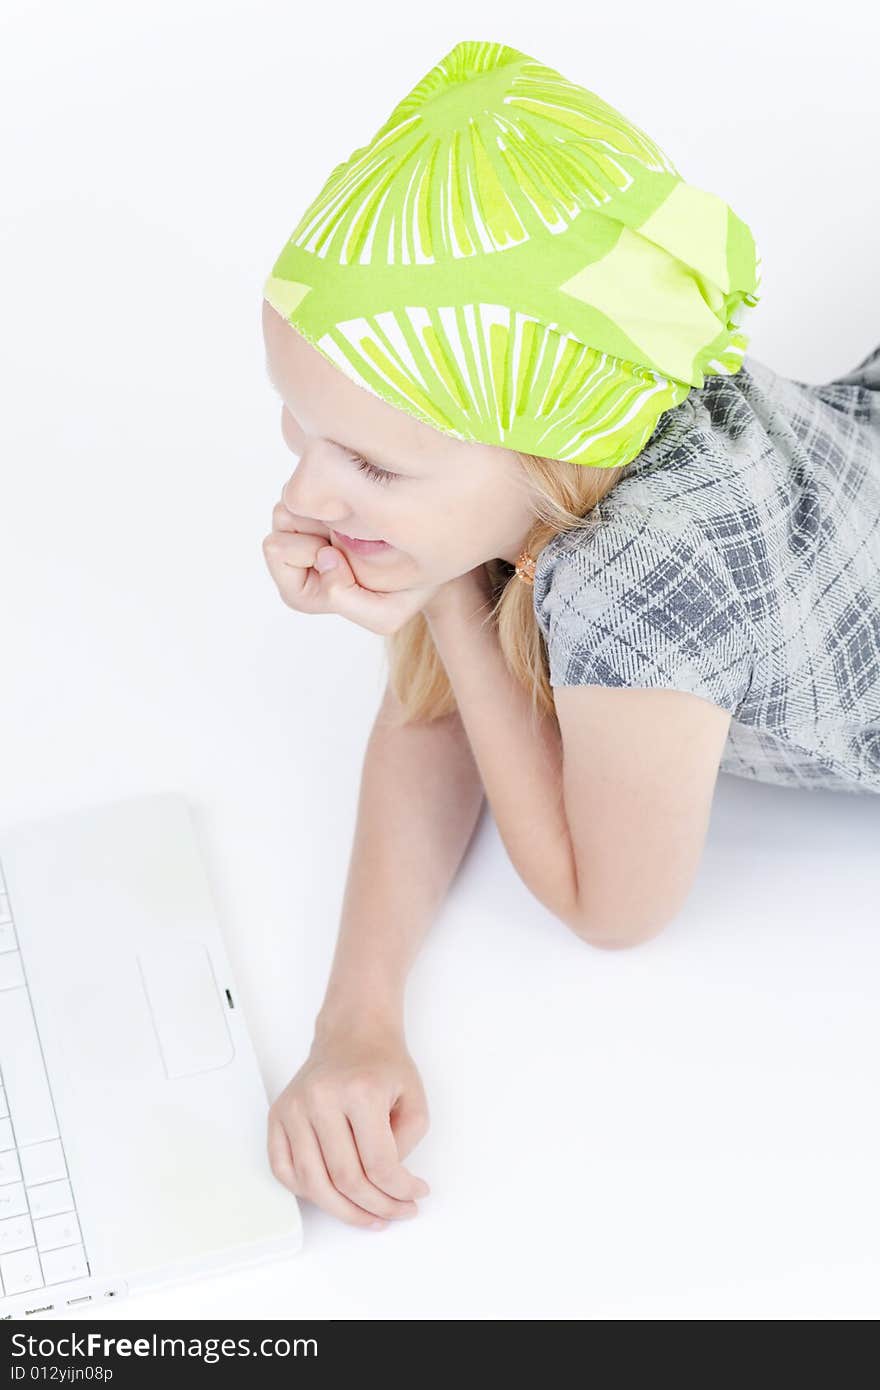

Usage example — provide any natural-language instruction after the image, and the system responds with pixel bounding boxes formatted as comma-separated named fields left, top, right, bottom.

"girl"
left=259, top=40, right=880, bottom=1233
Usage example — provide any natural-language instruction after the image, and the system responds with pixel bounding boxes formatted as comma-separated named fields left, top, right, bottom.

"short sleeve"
left=532, top=514, right=755, bottom=715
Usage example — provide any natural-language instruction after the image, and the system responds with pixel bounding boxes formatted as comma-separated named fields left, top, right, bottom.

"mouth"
left=331, top=529, right=393, bottom=555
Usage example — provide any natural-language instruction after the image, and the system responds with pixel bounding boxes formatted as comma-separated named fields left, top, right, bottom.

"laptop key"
left=41, top=1244, right=87, bottom=1286
left=0, top=1214, right=34, bottom=1255
left=0, top=1151, right=22, bottom=1186
left=0, top=1246, right=44, bottom=1295
left=0, top=1182, right=27, bottom=1219
left=19, top=1141, right=66, bottom=1186
left=33, top=1211, right=81, bottom=1253
left=28, top=1179, right=74, bottom=1220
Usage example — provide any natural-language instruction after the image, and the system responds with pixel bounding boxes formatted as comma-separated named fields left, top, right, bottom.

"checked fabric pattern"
left=532, top=344, right=880, bottom=794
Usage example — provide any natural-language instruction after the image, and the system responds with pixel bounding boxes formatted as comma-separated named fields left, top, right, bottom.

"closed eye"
left=349, top=453, right=397, bottom=485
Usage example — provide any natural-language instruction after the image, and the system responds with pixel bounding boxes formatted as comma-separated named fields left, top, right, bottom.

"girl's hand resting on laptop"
left=267, top=1020, right=431, bottom=1229
left=262, top=497, right=447, bottom=635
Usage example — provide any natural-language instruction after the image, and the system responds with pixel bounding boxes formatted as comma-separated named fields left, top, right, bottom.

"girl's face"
left=262, top=300, right=540, bottom=588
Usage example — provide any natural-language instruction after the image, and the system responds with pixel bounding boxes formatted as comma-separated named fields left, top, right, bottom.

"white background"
left=2, top=0, right=880, bottom=1320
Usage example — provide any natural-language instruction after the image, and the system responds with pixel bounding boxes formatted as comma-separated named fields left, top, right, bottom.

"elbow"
left=561, top=870, right=695, bottom=951
left=582, top=919, right=671, bottom=951
left=564, top=907, right=677, bottom=952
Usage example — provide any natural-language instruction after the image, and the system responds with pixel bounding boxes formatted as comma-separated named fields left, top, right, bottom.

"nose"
left=282, top=452, right=347, bottom=531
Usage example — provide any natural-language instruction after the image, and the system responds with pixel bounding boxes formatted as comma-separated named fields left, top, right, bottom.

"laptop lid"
left=0, top=790, right=302, bottom=1311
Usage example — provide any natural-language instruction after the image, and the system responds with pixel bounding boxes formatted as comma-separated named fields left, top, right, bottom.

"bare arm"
left=424, top=572, right=581, bottom=928
left=261, top=499, right=490, bottom=1227
left=425, top=571, right=728, bottom=948
left=314, top=681, right=485, bottom=1040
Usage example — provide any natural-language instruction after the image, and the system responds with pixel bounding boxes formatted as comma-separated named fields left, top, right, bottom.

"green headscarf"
left=263, top=39, right=762, bottom=469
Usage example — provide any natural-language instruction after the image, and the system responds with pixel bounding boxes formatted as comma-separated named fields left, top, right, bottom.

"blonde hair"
left=382, top=452, right=633, bottom=728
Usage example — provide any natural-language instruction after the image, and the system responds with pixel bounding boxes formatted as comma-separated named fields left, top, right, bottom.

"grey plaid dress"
left=532, top=343, right=880, bottom=794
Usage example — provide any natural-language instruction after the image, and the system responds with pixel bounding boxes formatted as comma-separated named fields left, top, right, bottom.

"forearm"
left=424, top=575, right=579, bottom=927
left=315, top=687, right=485, bottom=1039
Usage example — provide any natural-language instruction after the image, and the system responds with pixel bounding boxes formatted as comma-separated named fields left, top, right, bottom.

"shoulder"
left=532, top=503, right=755, bottom=717
left=534, top=496, right=734, bottom=605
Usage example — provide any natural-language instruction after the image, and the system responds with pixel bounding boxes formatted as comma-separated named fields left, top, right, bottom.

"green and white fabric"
left=263, top=39, right=762, bottom=469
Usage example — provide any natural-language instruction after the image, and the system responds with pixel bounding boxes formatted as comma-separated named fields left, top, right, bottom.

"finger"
left=261, top=532, right=326, bottom=605
left=346, top=1094, right=430, bottom=1200
left=312, top=546, right=423, bottom=634
left=271, top=501, right=330, bottom=536
left=310, top=1108, right=419, bottom=1221
left=263, top=529, right=325, bottom=571
left=267, top=1111, right=298, bottom=1190
left=279, top=1112, right=390, bottom=1229
left=388, top=1089, right=431, bottom=1170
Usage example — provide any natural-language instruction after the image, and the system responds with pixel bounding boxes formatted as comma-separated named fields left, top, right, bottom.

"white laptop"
left=0, top=790, right=303, bottom=1319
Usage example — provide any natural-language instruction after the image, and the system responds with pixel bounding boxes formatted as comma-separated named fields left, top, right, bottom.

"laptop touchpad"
left=137, top=941, right=234, bottom=1078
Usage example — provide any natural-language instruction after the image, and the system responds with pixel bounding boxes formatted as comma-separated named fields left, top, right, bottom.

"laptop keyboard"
left=0, top=862, right=91, bottom=1301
